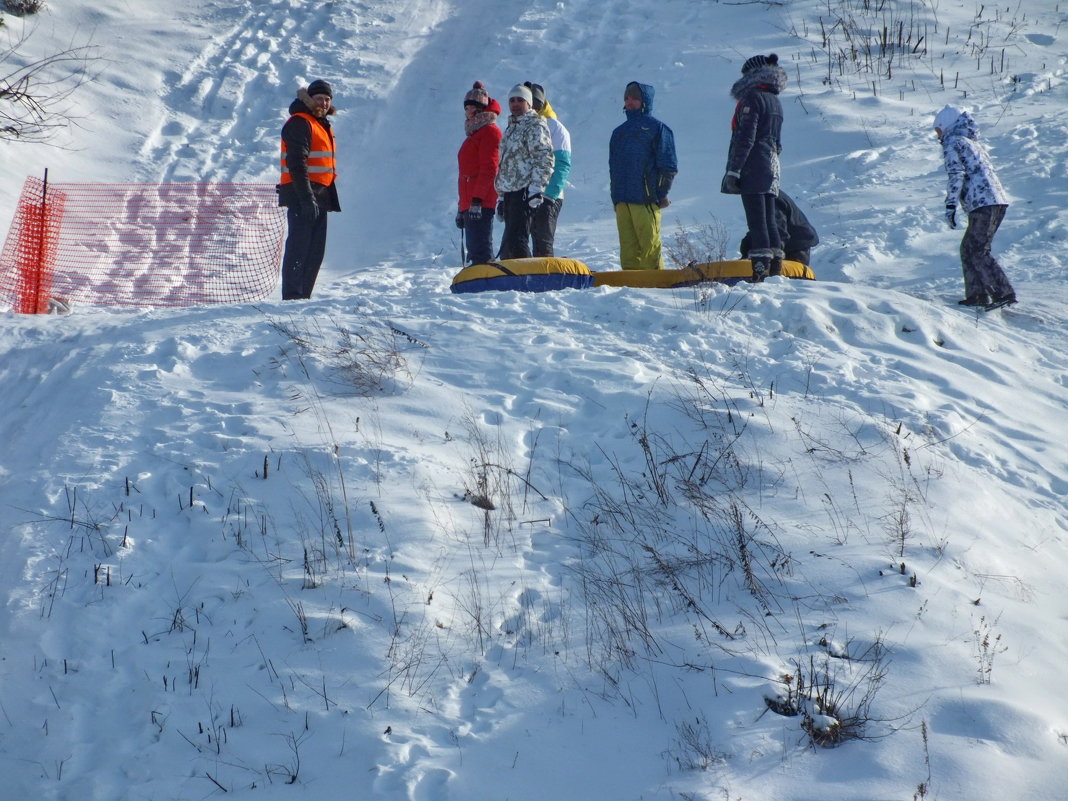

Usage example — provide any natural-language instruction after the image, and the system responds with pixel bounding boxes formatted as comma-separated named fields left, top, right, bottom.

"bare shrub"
left=668, top=716, right=728, bottom=771
left=666, top=215, right=731, bottom=267
left=4, top=0, right=45, bottom=17
left=794, top=643, right=890, bottom=747
left=266, top=314, right=420, bottom=397
left=0, top=22, right=97, bottom=142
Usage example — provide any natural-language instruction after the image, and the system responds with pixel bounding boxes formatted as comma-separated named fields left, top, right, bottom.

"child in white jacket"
left=935, top=105, right=1016, bottom=310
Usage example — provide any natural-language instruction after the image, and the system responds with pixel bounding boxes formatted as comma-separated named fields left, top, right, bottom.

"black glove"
left=496, top=200, right=505, bottom=221
left=720, top=171, right=741, bottom=195
left=468, top=200, right=483, bottom=220
left=945, top=205, right=957, bottom=229
left=455, top=211, right=465, bottom=229
left=298, top=199, right=320, bottom=221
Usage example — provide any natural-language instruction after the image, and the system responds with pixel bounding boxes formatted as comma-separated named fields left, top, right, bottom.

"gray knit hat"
left=524, top=81, right=546, bottom=111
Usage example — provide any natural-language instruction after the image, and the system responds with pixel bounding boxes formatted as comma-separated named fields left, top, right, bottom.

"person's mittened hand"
left=468, top=201, right=482, bottom=220
left=720, top=171, right=741, bottom=194
left=299, top=200, right=320, bottom=221
left=945, top=205, right=957, bottom=229
left=527, top=186, right=544, bottom=209
left=658, top=197, right=671, bottom=209
left=455, top=211, right=465, bottom=229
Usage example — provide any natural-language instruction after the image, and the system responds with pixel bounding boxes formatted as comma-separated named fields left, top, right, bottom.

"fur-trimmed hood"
left=730, top=64, right=788, bottom=99
left=289, top=87, right=337, bottom=117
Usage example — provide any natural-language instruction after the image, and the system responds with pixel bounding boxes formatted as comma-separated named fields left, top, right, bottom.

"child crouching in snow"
left=934, top=105, right=1016, bottom=310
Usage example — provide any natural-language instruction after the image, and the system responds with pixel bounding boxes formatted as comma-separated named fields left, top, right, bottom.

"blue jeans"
left=463, top=207, right=496, bottom=264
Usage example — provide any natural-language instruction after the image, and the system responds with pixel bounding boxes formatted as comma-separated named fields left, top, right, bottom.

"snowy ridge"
left=0, top=2, right=1067, bottom=800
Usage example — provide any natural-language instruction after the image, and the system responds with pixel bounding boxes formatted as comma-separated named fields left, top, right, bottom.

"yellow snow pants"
left=615, top=202, right=664, bottom=270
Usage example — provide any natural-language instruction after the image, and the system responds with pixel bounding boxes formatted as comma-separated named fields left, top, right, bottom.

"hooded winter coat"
left=495, top=109, right=554, bottom=195
left=725, top=63, right=787, bottom=195
left=938, top=109, right=1008, bottom=212
left=609, top=82, right=677, bottom=206
left=458, top=98, right=502, bottom=212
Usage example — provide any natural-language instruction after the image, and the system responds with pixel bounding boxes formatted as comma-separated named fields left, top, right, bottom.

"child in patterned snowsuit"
left=934, top=105, right=1016, bottom=309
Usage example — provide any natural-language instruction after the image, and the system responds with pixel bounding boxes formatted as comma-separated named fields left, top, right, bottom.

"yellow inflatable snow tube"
left=451, top=257, right=594, bottom=294
left=592, top=260, right=815, bottom=288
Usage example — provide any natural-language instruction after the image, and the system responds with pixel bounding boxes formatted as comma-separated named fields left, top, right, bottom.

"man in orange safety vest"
left=278, top=79, right=341, bottom=300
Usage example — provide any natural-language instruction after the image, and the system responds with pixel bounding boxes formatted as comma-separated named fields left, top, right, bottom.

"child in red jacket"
left=457, top=82, right=502, bottom=265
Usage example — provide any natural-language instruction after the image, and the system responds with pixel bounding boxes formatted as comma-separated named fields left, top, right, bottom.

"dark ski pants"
left=741, top=193, right=782, bottom=260
left=961, top=204, right=1013, bottom=300
left=282, top=207, right=329, bottom=300
left=463, top=208, right=496, bottom=265
left=531, top=196, right=563, bottom=257
left=498, top=190, right=534, bottom=260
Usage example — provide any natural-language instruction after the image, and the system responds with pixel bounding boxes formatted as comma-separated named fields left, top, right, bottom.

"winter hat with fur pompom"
left=742, top=53, right=778, bottom=74
left=464, top=81, right=489, bottom=108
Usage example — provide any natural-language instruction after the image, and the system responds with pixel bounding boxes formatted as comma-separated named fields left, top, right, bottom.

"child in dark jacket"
left=720, top=54, right=787, bottom=282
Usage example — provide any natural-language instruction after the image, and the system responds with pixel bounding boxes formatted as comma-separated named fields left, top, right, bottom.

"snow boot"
left=749, top=249, right=773, bottom=283
left=984, top=292, right=1017, bottom=311
left=768, top=249, right=785, bottom=277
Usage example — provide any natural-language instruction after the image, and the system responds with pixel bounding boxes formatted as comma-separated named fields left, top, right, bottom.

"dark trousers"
left=741, top=193, right=782, bottom=256
left=463, top=208, right=496, bottom=265
left=282, top=207, right=328, bottom=300
left=498, top=190, right=533, bottom=260
left=531, top=197, right=562, bottom=257
left=961, top=204, right=1013, bottom=299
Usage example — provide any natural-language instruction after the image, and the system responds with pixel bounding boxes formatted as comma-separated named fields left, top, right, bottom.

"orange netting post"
left=4, top=174, right=63, bottom=314
left=0, top=179, right=286, bottom=310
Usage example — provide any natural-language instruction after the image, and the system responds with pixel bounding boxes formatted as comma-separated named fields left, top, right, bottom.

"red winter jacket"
left=457, top=98, right=502, bottom=212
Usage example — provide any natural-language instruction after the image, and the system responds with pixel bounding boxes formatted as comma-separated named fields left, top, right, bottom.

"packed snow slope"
left=1, top=2, right=1067, bottom=800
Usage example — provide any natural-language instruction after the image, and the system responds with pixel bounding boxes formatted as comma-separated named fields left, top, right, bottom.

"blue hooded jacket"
left=609, top=82, right=677, bottom=206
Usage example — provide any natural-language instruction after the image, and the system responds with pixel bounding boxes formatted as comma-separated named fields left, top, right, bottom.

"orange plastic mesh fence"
left=0, top=178, right=286, bottom=311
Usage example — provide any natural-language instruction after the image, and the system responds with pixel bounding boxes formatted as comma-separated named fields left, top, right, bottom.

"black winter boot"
left=749, top=250, right=772, bottom=283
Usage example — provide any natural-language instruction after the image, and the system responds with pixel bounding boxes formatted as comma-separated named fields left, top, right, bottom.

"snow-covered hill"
left=1, top=2, right=1066, bottom=799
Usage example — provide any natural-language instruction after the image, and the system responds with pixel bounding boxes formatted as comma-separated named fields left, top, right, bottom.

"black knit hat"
left=742, top=53, right=778, bottom=74
left=307, top=79, right=333, bottom=98
left=523, top=81, right=546, bottom=111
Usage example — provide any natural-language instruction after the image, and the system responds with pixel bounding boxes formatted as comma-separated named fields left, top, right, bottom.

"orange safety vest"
left=280, top=112, right=336, bottom=187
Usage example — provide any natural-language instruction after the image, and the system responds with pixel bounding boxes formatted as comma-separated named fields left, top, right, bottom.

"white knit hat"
left=508, top=83, right=533, bottom=105
left=933, top=105, right=962, bottom=132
